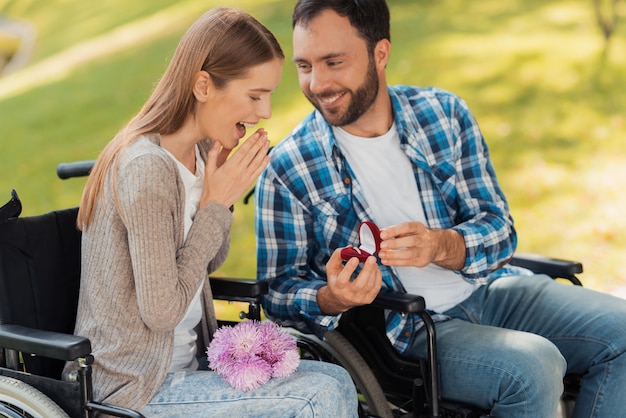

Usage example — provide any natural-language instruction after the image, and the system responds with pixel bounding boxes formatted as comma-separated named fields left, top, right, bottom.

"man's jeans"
left=142, top=360, right=358, bottom=417
left=406, top=274, right=626, bottom=418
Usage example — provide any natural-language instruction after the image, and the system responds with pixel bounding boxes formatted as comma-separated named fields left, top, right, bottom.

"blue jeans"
left=405, top=274, right=626, bottom=418
left=141, top=360, right=358, bottom=417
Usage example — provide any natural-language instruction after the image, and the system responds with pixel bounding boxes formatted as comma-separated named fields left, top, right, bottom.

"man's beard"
left=306, top=56, right=379, bottom=127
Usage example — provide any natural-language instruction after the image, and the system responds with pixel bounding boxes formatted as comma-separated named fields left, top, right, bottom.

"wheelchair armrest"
left=510, top=252, right=583, bottom=285
left=209, top=276, right=268, bottom=300
left=0, top=323, right=91, bottom=361
left=371, top=287, right=425, bottom=313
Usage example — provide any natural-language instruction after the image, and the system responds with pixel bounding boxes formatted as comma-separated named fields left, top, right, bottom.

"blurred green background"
left=1, top=0, right=625, bottom=298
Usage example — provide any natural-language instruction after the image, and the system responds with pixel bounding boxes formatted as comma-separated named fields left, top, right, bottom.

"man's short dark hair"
left=292, top=0, right=390, bottom=51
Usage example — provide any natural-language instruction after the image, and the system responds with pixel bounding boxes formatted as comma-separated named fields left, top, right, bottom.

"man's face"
left=293, top=9, right=380, bottom=128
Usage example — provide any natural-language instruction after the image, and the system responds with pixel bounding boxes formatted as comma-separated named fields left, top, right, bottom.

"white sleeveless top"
left=333, top=125, right=477, bottom=313
left=164, top=144, right=205, bottom=372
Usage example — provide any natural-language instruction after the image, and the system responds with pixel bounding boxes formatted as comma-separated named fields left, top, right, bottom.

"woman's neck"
left=160, top=119, right=201, bottom=173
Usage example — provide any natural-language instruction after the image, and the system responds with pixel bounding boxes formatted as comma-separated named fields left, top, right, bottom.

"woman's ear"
left=192, top=70, right=212, bottom=102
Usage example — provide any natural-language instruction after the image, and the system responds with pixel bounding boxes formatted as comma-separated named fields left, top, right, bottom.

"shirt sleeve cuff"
left=294, top=283, right=342, bottom=331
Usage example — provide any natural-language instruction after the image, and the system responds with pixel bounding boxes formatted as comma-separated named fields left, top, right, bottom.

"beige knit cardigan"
left=63, top=135, right=233, bottom=413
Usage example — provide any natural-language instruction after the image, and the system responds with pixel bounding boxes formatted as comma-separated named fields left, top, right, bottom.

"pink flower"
left=271, top=348, right=301, bottom=378
left=207, top=320, right=300, bottom=391
left=258, top=321, right=300, bottom=378
left=222, top=355, right=272, bottom=392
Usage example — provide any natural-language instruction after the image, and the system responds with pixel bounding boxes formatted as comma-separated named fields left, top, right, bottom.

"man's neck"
left=338, top=93, right=393, bottom=138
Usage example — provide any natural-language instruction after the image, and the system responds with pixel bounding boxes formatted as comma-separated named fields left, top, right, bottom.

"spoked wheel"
left=293, top=329, right=393, bottom=418
left=0, top=376, right=69, bottom=418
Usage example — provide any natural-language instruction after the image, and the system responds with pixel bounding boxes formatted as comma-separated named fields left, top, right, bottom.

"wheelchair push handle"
left=57, top=160, right=96, bottom=179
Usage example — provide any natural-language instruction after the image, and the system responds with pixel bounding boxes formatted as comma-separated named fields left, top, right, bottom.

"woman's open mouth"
left=236, top=122, right=256, bottom=138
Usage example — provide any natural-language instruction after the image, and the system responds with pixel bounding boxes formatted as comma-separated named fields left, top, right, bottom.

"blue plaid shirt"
left=255, top=86, right=523, bottom=353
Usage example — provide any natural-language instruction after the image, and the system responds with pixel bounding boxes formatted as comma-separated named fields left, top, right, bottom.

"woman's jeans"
left=405, top=274, right=626, bottom=418
left=142, top=360, right=358, bottom=417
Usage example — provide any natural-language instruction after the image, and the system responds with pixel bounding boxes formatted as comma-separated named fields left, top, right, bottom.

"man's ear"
left=193, top=70, right=212, bottom=102
left=375, top=39, right=391, bottom=70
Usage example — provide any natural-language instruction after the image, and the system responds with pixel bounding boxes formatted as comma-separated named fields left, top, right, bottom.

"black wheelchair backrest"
left=0, top=207, right=81, bottom=377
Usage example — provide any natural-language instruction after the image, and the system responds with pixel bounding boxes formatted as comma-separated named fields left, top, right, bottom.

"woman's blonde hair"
left=77, top=7, right=284, bottom=229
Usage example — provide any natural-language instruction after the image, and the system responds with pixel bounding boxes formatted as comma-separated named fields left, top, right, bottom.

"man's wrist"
left=316, top=285, right=344, bottom=316
left=433, top=228, right=466, bottom=270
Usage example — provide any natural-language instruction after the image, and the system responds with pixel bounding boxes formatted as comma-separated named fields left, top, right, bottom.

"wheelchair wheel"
left=294, top=329, right=393, bottom=418
left=0, top=376, right=69, bottom=418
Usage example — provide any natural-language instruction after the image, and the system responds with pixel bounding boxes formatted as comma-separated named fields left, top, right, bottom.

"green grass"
left=1, top=0, right=625, bottom=293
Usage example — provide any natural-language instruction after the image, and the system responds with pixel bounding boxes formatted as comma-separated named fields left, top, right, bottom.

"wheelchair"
left=0, top=187, right=268, bottom=417
left=290, top=255, right=582, bottom=418
left=1, top=161, right=584, bottom=418
left=247, top=173, right=585, bottom=418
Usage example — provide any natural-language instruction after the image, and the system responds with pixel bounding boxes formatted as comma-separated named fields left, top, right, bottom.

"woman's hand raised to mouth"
left=200, top=128, right=270, bottom=209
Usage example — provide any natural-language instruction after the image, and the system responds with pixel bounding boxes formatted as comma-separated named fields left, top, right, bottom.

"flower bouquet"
left=206, top=320, right=300, bottom=391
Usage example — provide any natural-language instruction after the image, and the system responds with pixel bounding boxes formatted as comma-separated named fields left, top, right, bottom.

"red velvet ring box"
left=340, top=221, right=382, bottom=262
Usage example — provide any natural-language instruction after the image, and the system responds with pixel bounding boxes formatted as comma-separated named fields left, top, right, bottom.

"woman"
left=63, top=8, right=357, bottom=417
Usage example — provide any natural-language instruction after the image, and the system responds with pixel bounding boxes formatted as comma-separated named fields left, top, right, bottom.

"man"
left=255, top=1, right=626, bottom=416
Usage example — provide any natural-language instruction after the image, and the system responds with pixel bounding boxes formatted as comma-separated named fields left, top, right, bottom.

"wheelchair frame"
left=0, top=266, right=268, bottom=417
left=0, top=191, right=269, bottom=418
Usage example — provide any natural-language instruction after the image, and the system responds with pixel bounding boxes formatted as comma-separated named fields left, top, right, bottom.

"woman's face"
left=200, top=58, right=283, bottom=149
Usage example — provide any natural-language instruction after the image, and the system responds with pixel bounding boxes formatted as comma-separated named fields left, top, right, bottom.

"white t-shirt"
left=333, top=125, right=477, bottom=313
left=164, top=144, right=205, bottom=372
